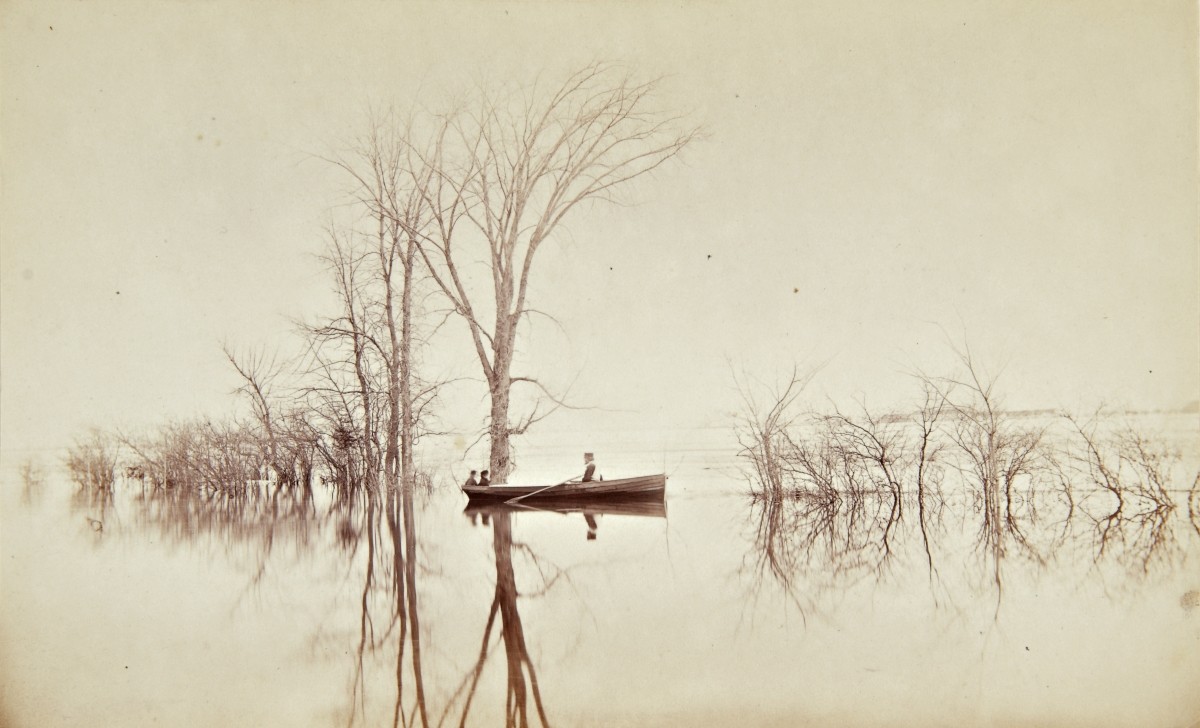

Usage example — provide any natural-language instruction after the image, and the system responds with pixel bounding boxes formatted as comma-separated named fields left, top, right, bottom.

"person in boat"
left=581, top=452, right=600, bottom=482
left=479, top=470, right=491, bottom=487
left=463, top=470, right=479, bottom=488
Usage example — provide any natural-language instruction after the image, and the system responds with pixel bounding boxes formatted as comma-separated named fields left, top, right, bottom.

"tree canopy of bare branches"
left=369, top=63, right=698, bottom=481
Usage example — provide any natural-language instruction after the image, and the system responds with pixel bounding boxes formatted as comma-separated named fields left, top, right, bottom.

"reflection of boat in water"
left=463, top=494, right=667, bottom=519
left=462, top=473, right=667, bottom=501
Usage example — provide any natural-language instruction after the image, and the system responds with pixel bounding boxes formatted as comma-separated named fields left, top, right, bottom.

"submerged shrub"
left=65, top=429, right=118, bottom=490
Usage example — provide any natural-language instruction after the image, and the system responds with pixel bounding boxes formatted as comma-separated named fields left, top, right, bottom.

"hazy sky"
left=2, top=0, right=1197, bottom=461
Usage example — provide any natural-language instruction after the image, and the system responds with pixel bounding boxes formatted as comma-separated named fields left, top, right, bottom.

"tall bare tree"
left=304, top=226, right=384, bottom=492
left=400, top=63, right=698, bottom=481
left=324, top=111, right=453, bottom=497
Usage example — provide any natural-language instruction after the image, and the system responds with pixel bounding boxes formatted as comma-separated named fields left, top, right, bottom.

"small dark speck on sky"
left=707, top=254, right=711, bottom=259
left=793, top=288, right=798, bottom=293
left=116, top=291, right=120, bottom=295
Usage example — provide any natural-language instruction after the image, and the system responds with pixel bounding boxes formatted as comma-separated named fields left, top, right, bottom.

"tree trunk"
left=400, top=234, right=417, bottom=490
left=488, top=370, right=512, bottom=483
left=352, top=336, right=376, bottom=493
left=380, top=222, right=401, bottom=484
left=487, top=308, right=517, bottom=482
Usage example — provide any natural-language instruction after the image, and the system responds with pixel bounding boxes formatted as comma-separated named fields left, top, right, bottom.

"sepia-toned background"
left=2, top=2, right=1197, bottom=727
left=2, top=0, right=1196, bottom=460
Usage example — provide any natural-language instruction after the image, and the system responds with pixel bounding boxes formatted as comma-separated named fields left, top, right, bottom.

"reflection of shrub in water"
left=19, top=459, right=46, bottom=506
left=931, top=349, right=1052, bottom=563
left=744, top=488, right=919, bottom=616
left=1061, top=416, right=1187, bottom=579
left=1095, top=501, right=1180, bottom=578
left=735, top=348, right=1197, bottom=607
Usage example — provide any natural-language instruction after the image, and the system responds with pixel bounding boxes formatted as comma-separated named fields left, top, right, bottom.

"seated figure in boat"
left=479, top=470, right=491, bottom=487
left=463, top=470, right=479, bottom=488
left=581, top=452, right=600, bottom=482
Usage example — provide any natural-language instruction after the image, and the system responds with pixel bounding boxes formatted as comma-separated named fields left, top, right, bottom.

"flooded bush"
left=733, top=366, right=819, bottom=498
left=735, top=350, right=1196, bottom=604
left=1064, top=413, right=1182, bottom=513
left=64, top=428, right=118, bottom=491
left=119, top=419, right=261, bottom=491
left=118, top=417, right=321, bottom=494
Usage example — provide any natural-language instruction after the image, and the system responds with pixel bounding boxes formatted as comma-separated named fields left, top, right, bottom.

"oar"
left=506, top=475, right=575, bottom=504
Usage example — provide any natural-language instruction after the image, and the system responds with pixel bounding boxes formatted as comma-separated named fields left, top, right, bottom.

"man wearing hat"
left=581, top=452, right=599, bottom=482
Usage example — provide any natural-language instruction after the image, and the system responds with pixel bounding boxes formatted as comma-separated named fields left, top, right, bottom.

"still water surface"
left=3, top=422, right=1199, bottom=727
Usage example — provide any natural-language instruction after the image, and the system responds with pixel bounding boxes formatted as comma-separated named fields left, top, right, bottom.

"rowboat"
left=461, top=473, right=666, bottom=501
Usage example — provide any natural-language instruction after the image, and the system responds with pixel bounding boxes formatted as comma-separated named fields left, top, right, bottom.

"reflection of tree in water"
left=744, top=439, right=1195, bottom=618
left=1088, top=500, right=1181, bottom=582
left=1062, top=413, right=1192, bottom=593
left=58, top=432, right=570, bottom=728
left=337, top=488, right=565, bottom=728
left=68, top=474, right=114, bottom=542
left=744, top=490, right=913, bottom=618
left=453, top=512, right=551, bottom=728
left=130, top=474, right=438, bottom=728
left=736, top=353, right=1199, bottom=614
left=62, top=428, right=120, bottom=538
left=339, top=481, right=431, bottom=728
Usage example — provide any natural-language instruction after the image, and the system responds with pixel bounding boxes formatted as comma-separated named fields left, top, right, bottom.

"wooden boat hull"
left=462, top=473, right=666, bottom=501
left=463, top=496, right=667, bottom=519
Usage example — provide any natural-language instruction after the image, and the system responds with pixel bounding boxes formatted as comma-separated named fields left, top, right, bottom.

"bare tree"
left=223, top=344, right=306, bottom=488
left=331, top=113, right=448, bottom=494
left=821, top=401, right=906, bottom=534
left=924, top=346, right=1047, bottom=554
left=303, top=226, right=384, bottom=491
left=394, top=63, right=698, bottom=481
left=910, top=379, right=947, bottom=574
left=733, top=365, right=815, bottom=496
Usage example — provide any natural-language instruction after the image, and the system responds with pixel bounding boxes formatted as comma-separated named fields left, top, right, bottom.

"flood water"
left=3, top=417, right=1199, bottom=727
